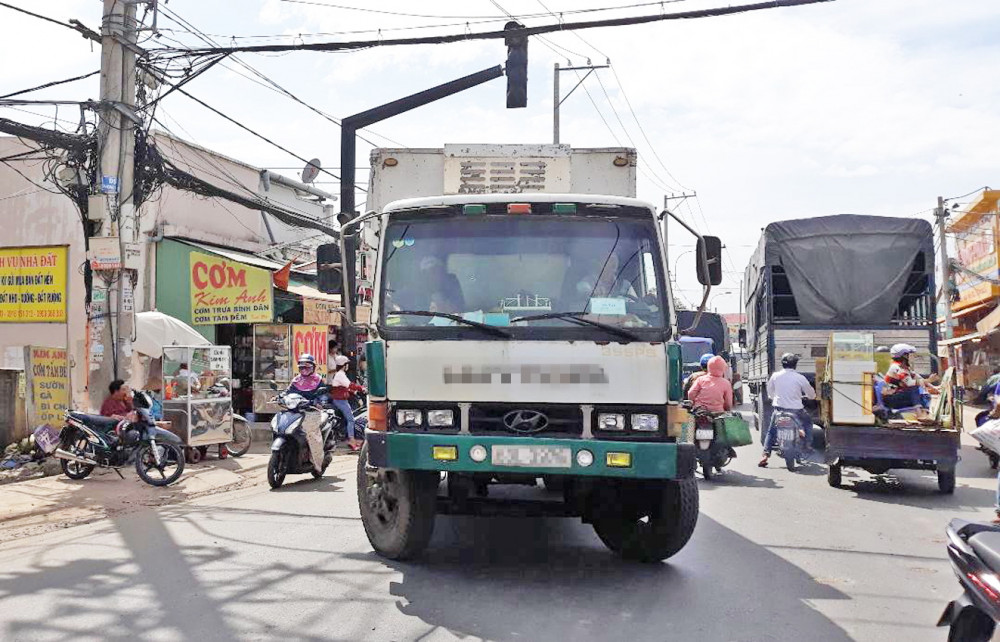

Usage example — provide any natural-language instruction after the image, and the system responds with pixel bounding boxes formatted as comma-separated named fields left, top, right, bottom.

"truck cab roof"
left=382, top=193, right=658, bottom=215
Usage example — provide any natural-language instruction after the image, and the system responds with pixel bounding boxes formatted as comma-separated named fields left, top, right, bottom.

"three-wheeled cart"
left=161, top=345, right=235, bottom=464
left=821, top=333, right=961, bottom=494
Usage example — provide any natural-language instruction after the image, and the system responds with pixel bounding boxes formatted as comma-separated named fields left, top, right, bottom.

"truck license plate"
left=696, top=428, right=714, bottom=440
left=778, top=428, right=795, bottom=442
left=491, top=445, right=572, bottom=468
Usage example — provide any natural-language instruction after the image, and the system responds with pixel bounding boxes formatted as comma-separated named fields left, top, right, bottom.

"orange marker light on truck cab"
left=368, top=401, right=388, bottom=431
left=507, top=203, right=531, bottom=214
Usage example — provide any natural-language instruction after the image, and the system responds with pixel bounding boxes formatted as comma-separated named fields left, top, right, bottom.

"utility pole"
left=552, top=62, right=609, bottom=144
left=936, top=195, right=955, bottom=368
left=89, top=0, right=139, bottom=410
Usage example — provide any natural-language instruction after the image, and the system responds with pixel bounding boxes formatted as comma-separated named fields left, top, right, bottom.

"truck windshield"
left=381, top=213, right=666, bottom=330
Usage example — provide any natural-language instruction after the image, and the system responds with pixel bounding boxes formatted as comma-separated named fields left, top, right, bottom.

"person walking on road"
left=330, top=354, right=366, bottom=452
left=759, top=353, right=815, bottom=467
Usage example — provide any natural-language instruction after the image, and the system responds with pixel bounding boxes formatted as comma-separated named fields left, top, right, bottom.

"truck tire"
left=358, top=442, right=439, bottom=560
left=938, top=468, right=956, bottom=495
left=542, top=475, right=566, bottom=493
left=827, top=463, right=842, bottom=488
left=592, top=479, right=699, bottom=563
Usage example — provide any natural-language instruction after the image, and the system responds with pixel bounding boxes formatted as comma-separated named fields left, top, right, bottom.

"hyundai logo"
left=502, top=410, right=549, bottom=434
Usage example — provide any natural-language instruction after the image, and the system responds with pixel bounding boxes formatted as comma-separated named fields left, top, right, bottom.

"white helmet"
left=333, top=354, right=350, bottom=368
left=889, top=343, right=917, bottom=359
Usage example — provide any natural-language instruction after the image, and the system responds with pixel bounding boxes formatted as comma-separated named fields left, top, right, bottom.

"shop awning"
left=978, top=305, right=1000, bottom=335
left=938, top=301, right=992, bottom=324
left=939, top=332, right=986, bottom=347
left=286, top=280, right=341, bottom=306
left=178, top=240, right=314, bottom=275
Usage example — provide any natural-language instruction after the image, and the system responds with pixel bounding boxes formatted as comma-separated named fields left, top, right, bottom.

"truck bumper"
left=364, top=431, right=695, bottom=480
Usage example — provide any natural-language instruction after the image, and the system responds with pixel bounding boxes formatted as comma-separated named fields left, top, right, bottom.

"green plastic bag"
left=715, top=414, right=752, bottom=448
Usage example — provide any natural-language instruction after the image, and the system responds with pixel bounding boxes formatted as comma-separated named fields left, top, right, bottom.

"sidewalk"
left=0, top=440, right=357, bottom=544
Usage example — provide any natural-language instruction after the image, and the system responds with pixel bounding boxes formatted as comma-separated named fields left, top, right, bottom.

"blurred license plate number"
left=492, top=445, right=571, bottom=468
left=695, top=428, right=714, bottom=440
left=778, top=428, right=795, bottom=442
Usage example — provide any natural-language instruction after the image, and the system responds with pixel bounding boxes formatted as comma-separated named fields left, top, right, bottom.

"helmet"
left=333, top=354, right=350, bottom=368
left=700, top=353, right=713, bottom=368
left=297, top=353, right=316, bottom=367
left=890, top=343, right=917, bottom=359
left=781, top=353, right=800, bottom=369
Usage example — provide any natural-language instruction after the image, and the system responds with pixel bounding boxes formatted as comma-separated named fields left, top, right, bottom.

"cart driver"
left=287, top=354, right=325, bottom=475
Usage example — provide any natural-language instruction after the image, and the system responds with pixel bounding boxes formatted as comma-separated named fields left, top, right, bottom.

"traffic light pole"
left=337, top=65, right=505, bottom=354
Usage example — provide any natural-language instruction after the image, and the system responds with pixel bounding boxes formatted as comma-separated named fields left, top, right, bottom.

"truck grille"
left=469, top=403, right=583, bottom=438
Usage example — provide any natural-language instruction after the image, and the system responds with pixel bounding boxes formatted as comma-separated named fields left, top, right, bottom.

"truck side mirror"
left=738, top=328, right=747, bottom=347
left=317, top=243, right=342, bottom=294
left=696, top=235, right=723, bottom=286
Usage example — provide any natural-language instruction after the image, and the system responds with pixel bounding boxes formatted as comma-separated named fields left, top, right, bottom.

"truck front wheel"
left=357, top=443, right=439, bottom=560
left=592, top=478, right=699, bottom=563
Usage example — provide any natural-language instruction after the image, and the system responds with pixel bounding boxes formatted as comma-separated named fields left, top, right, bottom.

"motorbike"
left=267, top=387, right=336, bottom=489
left=974, top=410, right=1000, bottom=470
left=692, top=406, right=736, bottom=480
left=53, top=391, right=186, bottom=487
left=939, top=519, right=1000, bottom=642
left=770, top=408, right=807, bottom=471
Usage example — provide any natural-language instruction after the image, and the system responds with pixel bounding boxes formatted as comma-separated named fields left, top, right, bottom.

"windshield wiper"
left=510, top=311, right=641, bottom=342
left=389, top=310, right=511, bottom=338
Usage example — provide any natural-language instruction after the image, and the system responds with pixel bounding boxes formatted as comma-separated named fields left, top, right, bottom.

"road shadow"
left=697, top=468, right=782, bottom=490
left=368, top=513, right=853, bottom=642
left=839, top=470, right=996, bottom=512
left=272, top=474, right=347, bottom=493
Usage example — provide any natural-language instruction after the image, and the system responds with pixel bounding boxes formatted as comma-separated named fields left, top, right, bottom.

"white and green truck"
left=343, top=144, right=722, bottom=561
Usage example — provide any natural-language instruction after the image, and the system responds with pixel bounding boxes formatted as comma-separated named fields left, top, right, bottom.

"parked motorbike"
left=939, top=519, right=1000, bottom=641
left=771, top=408, right=807, bottom=471
left=692, top=406, right=736, bottom=480
left=53, top=391, right=186, bottom=487
left=267, top=388, right=336, bottom=489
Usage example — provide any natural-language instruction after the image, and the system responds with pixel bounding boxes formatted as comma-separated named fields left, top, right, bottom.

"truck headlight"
left=427, top=410, right=454, bottom=427
left=630, top=413, right=659, bottom=432
left=396, top=409, right=422, bottom=427
left=598, top=413, right=625, bottom=431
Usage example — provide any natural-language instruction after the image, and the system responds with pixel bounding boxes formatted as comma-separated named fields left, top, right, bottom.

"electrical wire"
left=0, top=71, right=101, bottom=101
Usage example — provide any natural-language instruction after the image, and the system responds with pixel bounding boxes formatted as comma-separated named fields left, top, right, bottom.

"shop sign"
left=0, top=246, right=68, bottom=323
left=303, top=298, right=341, bottom=325
left=292, top=325, right=329, bottom=376
left=24, top=346, right=70, bottom=428
left=954, top=211, right=1000, bottom=309
left=189, top=251, right=273, bottom=325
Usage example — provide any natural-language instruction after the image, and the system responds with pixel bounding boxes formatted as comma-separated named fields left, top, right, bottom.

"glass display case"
left=253, top=324, right=291, bottom=413
left=162, top=345, right=234, bottom=447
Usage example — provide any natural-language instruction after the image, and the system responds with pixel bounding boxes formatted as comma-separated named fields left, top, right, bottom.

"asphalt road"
left=0, top=406, right=996, bottom=642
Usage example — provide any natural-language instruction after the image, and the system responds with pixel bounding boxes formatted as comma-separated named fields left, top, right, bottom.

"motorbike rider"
left=688, top=356, right=734, bottom=413
left=330, top=354, right=366, bottom=452
left=286, top=354, right=326, bottom=474
left=683, top=353, right=715, bottom=399
left=882, top=343, right=939, bottom=409
left=759, top=353, right=815, bottom=468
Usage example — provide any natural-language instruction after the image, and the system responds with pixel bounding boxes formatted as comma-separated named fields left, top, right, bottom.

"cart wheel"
left=827, top=463, right=842, bottom=488
left=938, top=469, right=956, bottom=494
left=218, top=444, right=229, bottom=460
left=186, top=447, right=203, bottom=465
left=990, top=453, right=999, bottom=470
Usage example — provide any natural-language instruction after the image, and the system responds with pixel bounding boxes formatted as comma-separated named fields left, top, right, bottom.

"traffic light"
left=317, top=243, right=342, bottom=294
left=504, top=21, right=527, bottom=108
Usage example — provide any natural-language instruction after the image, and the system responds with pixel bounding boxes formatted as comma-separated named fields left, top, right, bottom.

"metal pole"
left=553, top=62, right=560, bottom=144
left=90, top=0, right=137, bottom=410
left=937, top=195, right=955, bottom=368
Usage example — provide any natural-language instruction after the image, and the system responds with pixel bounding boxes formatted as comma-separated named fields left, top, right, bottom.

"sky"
left=1, top=0, right=999, bottom=314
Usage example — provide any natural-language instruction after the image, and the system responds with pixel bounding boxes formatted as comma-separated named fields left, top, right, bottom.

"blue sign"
left=100, top=175, right=119, bottom=194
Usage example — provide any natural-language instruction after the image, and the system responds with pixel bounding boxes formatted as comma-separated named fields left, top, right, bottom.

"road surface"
left=0, top=408, right=994, bottom=641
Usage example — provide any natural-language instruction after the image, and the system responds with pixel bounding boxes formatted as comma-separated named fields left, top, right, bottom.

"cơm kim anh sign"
left=189, top=251, right=273, bottom=325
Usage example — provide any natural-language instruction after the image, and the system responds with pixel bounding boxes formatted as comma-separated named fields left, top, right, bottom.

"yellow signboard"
left=292, top=325, right=329, bottom=377
left=25, top=346, right=70, bottom=428
left=189, top=251, right=273, bottom=325
left=0, top=246, right=68, bottom=323
left=303, top=298, right=341, bottom=325
left=953, top=210, right=1000, bottom=309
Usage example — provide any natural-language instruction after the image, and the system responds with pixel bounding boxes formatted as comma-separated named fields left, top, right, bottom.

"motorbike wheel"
left=990, top=453, right=999, bottom=471
left=357, top=442, right=439, bottom=560
left=267, top=449, right=288, bottom=489
left=827, top=463, right=842, bottom=488
left=948, top=608, right=995, bottom=642
left=135, top=442, right=185, bottom=487
left=701, top=460, right=713, bottom=481
left=61, top=457, right=94, bottom=480
left=785, top=455, right=796, bottom=472
left=592, top=479, right=699, bottom=563
left=227, top=418, right=253, bottom=458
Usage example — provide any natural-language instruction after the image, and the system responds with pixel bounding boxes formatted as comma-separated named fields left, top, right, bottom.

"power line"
left=0, top=1, right=99, bottom=41
left=149, top=0, right=835, bottom=59
left=0, top=70, right=100, bottom=101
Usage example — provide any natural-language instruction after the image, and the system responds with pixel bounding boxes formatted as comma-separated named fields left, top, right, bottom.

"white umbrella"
left=133, top=310, right=210, bottom=358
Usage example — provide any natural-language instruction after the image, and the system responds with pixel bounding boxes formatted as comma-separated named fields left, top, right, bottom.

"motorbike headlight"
left=598, top=413, right=625, bottom=431
left=396, top=409, right=422, bottom=427
left=427, top=410, right=454, bottom=427
left=630, top=413, right=659, bottom=432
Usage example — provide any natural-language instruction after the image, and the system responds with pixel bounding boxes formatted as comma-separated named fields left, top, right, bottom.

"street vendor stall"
left=162, top=345, right=234, bottom=463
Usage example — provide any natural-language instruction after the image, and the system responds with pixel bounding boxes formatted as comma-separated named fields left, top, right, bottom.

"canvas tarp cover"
left=762, top=215, right=933, bottom=325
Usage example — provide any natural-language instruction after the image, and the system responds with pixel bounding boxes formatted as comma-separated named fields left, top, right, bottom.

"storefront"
left=946, top=189, right=1000, bottom=391
left=155, top=238, right=343, bottom=416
